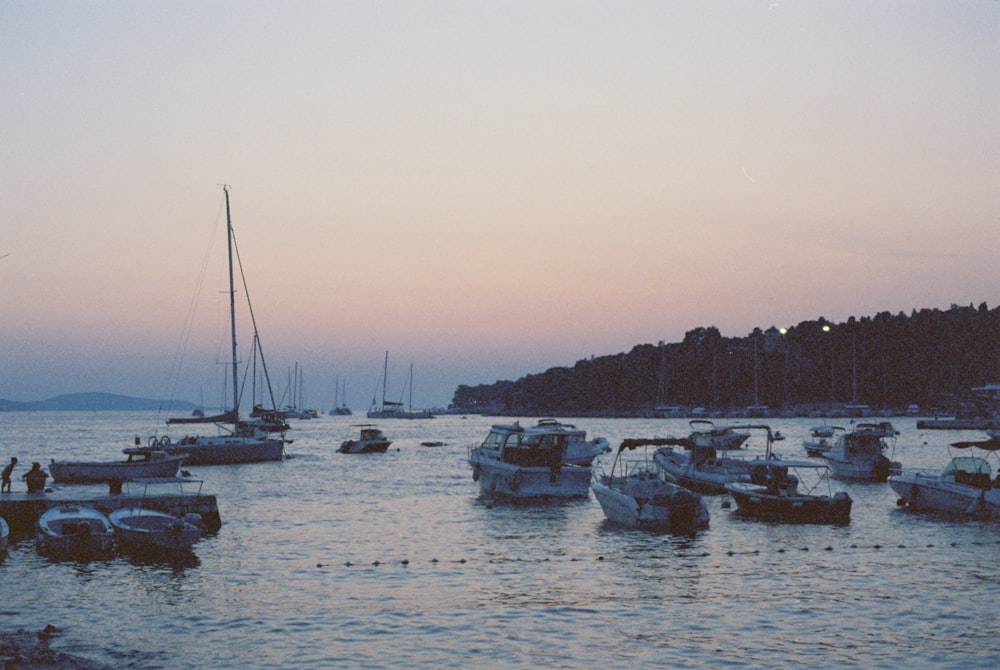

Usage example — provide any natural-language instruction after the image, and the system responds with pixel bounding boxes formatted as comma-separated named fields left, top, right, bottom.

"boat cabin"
left=359, top=427, right=387, bottom=442
left=480, top=424, right=568, bottom=468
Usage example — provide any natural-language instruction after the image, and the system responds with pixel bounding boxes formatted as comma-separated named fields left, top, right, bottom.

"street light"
left=779, top=327, right=790, bottom=408
left=822, top=324, right=834, bottom=403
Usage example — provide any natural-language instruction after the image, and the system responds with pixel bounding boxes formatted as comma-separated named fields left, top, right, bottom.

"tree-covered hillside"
left=451, top=303, right=1000, bottom=416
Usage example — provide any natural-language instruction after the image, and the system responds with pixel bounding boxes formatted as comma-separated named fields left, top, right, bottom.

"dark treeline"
left=451, top=303, right=1000, bottom=416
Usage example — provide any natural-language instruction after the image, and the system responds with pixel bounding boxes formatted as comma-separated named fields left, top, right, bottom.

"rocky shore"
left=0, top=627, right=111, bottom=670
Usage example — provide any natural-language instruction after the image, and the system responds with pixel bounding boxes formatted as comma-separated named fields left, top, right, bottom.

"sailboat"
left=281, top=362, right=318, bottom=419
left=158, top=186, right=286, bottom=466
left=330, top=376, right=352, bottom=416
left=366, top=353, right=434, bottom=419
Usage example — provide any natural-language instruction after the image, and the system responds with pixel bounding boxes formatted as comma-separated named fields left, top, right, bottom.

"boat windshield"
left=942, top=456, right=991, bottom=477
left=521, top=433, right=563, bottom=450
left=481, top=431, right=505, bottom=450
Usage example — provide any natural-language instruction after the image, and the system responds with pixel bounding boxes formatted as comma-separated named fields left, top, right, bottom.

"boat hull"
left=49, top=454, right=185, bottom=483
left=592, top=474, right=709, bottom=532
left=889, top=473, right=1000, bottom=518
left=36, top=505, right=115, bottom=558
left=163, top=436, right=284, bottom=465
left=725, top=483, right=852, bottom=524
left=470, top=453, right=590, bottom=499
left=825, top=454, right=895, bottom=483
left=338, top=439, right=391, bottom=454
left=109, top=508, right=202, bottom=553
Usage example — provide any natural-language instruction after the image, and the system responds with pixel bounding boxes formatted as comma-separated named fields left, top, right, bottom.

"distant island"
left=0, top=392, right=198, bottom=412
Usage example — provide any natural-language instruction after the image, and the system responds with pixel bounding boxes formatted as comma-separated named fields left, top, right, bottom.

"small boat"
left=654, top=423, right=775, bottom=494
left=889, top=435, right=1000, bottom=519
left=330, top=377, right=352, bottom=416
left=802, top=425, right=844, bottom=456
left=48, top=446, right=186, bottom=484
left=109, top=477, right=205, bottom=554
left=367, top=354, right=435, bottom=419
left=36, top=505, right=114, bottom=558
left=823, top=422, right=901, bottom=482
left=688, top=420, right=751, bottom=451
left=248, top=406, right=292, bottom=433
left=533, top=419, right=610, bottom=466
left=468, top=422, right=591, bottom=500
left=338, top=425, right=392, bottom=453
left=653, top=438, right=754, bottom=494
left=0, top=516, right=8, bottom=553
left=724, top=427, right=852, bottom=524
left=592, top=438, right=709, bottom=533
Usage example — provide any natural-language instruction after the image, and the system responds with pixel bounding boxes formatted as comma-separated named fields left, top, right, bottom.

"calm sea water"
left=1, top=412, right=998, bottom=669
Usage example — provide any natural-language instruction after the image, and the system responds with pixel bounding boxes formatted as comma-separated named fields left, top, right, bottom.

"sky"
left=1, top=1, right=998, bottom=411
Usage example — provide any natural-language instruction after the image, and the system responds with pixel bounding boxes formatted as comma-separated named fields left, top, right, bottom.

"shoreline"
left=0, top=627, right=111, bottom=670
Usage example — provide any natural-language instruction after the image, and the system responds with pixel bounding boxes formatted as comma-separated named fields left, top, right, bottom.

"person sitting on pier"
left=22, top=462, right=48, bottom=493
left=1, top=456, right=16, bottom=493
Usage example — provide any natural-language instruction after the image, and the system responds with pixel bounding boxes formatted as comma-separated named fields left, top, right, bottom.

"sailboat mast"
left=382, top=351, right=389, bottom=409
left=224, top=185, right=239, bottom=417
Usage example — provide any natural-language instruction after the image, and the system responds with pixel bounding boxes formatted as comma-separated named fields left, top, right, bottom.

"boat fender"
left=159, top=435, right=172, bottom=447
left=148, top=436, right=159, bottom=448
left=472, top=465, right=480, bottom=482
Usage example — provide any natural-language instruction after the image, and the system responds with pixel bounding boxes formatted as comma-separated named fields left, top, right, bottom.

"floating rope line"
left=315, top=539, right=1000, bottom=569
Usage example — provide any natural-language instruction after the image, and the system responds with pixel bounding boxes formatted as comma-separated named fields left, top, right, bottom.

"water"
left=1, top=413, right=998, bottom=668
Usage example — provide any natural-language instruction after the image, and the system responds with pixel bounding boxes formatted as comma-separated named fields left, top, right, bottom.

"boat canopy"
left=618, top=437, right=691, bottom=452
left=950, top=439, right=1000, bottom=451
left=765, top=458, right=828, bottom=469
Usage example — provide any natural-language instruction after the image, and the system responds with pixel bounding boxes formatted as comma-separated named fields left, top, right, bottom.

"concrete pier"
left=0, top=485, right=221, bottom=536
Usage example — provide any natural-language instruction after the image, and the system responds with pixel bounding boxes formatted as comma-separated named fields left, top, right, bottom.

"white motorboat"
left=688, top=420, right=750, bottom=451
left=823, top=422, right=900, bottom=482
left=654, top=423, right=776, bottom=494
left=338, top=425, right=392, bottom=454
left=592, top=438, right=709, bottom=533
left=36, top=505, right=114, bottom=558
left=802, top=425, right=843, bottom=456
left=533, top=419, right=610, bottom=466
left=48, top=446, right=185, bottom=484
left=109, top=477, right=205, bottom=553
left=889, top=436, right=1000, bottom=519
left=110, top=507, right=202, bottom=553
left=158, top=186, right=286, bottom=465
left=468, top=422, right=591, bottom=499
left=654, top=439, right=754, bottom=494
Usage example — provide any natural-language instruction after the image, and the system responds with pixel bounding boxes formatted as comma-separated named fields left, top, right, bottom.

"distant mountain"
left=0, top=392, right=198, bottom=412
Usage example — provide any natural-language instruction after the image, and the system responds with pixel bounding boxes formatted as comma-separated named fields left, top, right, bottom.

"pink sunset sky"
left=1, top=2, right=998, bottom=411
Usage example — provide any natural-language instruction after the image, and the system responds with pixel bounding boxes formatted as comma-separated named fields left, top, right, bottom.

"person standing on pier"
left=1, top=457, right=16, bottom=493
left=22, top=462, right=47, bottom=493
